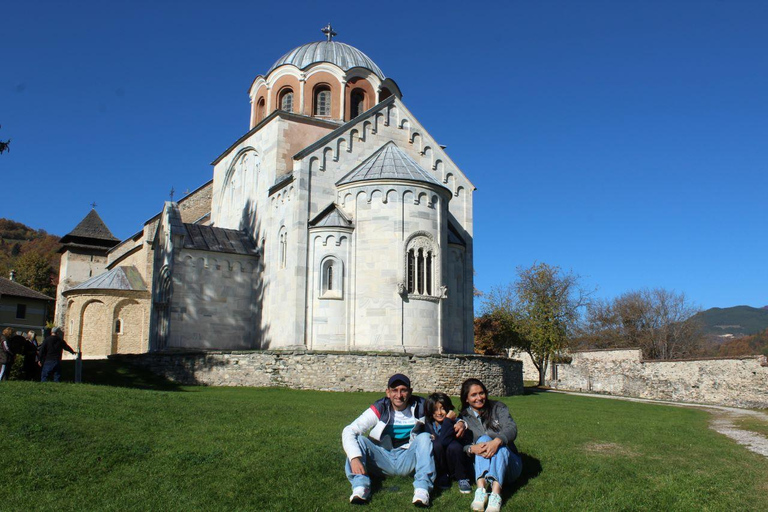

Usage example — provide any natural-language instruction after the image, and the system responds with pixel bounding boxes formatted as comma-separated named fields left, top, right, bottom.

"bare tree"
left=482, top=262, right=592, bottom=385
left=579, top=288, right=702, bottom=360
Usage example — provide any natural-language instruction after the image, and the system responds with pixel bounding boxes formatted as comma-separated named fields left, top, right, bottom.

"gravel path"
left=544, top=389, right=768, bottom=458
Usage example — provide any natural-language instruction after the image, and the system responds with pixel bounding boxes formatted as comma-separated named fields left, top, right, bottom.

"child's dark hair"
left=425, top=392, right=455, bottom=420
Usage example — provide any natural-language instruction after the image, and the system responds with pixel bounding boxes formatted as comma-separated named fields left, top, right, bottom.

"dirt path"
left=544, top=389, right=768, bottom=458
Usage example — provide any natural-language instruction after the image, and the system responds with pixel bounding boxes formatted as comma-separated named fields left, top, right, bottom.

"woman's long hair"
left=460, top=378, right=492, bottom=427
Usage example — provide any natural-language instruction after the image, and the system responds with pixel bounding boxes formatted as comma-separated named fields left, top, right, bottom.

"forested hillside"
left=0, top=218, right=60, bottom=296
left=692, top=306, right=768, bottom=337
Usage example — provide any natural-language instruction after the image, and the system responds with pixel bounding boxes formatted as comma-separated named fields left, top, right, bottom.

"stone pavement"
left=544, top=389, right=768, bottom=458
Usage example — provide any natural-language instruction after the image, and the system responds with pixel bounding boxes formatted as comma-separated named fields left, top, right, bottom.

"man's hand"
left=453, top=419, right=466, bottom=438
left=349, top=457, right=366, bottom=475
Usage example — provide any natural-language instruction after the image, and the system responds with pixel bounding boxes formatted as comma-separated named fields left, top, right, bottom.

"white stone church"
left=57, top=29, right=475, bottom=356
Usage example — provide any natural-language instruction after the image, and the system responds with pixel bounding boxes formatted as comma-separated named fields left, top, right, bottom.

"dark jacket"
left=460, top=400, right=518, bottom=452
left=39, top=335, right=75, bottom=364
left=422, top=417, right=472, bottom=448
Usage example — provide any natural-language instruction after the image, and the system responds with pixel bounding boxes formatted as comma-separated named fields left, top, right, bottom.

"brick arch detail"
left=345, top=77, right=376, bottom=121
left=304, top=71, right=341, bottom=119
left=269, top=75, right=301, bottom=114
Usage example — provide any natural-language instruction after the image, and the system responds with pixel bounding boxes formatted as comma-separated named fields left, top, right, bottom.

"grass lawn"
left=735, top=416, right=768, bottom=438
left=1, top=361, right=767, bottom=511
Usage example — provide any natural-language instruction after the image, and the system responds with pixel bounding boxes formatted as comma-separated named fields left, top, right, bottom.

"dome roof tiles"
left=268, top=41, right=385, bottom=79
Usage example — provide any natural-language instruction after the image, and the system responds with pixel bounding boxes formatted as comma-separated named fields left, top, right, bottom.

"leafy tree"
left=578, top=288, right=702, bottom=360
left=482, top=262, right=591, bottom=386
left=14, top=251, right=55, bottom=297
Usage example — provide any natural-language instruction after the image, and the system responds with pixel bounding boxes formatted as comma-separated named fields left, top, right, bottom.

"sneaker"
left=485, top=492, right=502, bottom=512
left=471, top=488, right=488, bottom=511
left=412, top=488, right=430, bottom=507
left=349, top=486, right=370, bottom=504
left=458, top=479, right=472, bottom=494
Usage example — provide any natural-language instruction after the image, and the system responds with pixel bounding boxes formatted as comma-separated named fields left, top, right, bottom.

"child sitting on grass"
left=423, top=392, right=473, bottom=493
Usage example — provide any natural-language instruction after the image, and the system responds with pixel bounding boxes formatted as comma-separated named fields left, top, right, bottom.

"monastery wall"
left=549, top=348, right=768, bottom=409
left=112, top=350, right=524, bottom=396
left=167, top=249, right=258, bottom=350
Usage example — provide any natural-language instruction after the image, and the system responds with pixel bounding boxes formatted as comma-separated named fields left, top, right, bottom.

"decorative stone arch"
left=434, top=159, right=443, bottom=173
left=385, top=189, right=398, bottom=204
left=218, top=147, right=260, bottom=219
left=456, top=185, right=465, bottom=198
left=78, top=299, right=106, bottom=357
left=403, top=231, right=440, bottom=298
left=400, top=118, right=410, bottom=130
left=112, top=298, right=142, bottom=354
left=321, top=147, right=334, bottom=170
left=336, top=138, right=347, bottom=159
left=308, top=156, right=320, bottom=175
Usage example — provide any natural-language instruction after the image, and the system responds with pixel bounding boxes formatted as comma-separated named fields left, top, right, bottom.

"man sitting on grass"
left=342, top=373, right=466, bottom=507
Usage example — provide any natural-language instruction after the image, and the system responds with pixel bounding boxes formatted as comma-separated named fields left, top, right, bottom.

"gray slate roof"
left=60, top=209, right=119, bottom=243
left=0, top=277, right=53, bottom=300
left=336, top=142, right=447, bottom=189
left=268, top=41, right=385, bottom=79
left=183, top=224, right=258, bottom=256
left=68, top=266, right=147, bottom=292
left=309, top=204, right=354, bottom=228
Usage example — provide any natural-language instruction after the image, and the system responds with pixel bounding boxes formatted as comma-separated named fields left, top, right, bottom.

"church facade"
left=59, top=32, right=475, bottom=356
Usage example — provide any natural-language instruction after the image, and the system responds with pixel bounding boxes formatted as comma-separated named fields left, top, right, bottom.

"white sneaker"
left=471, top=487, right=488, bottom=511
left=485, top=492, right=502, bottom=512
left=349, top=486, right=370, bottom=504
left=412, top=488, right=430, bottom=507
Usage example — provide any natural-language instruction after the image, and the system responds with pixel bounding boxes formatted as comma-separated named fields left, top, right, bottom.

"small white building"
left=61, top=30, right=475, bottom=356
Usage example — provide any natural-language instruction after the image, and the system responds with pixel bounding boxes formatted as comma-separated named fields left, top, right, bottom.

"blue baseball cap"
left=388, top=373, right=411, bottom=388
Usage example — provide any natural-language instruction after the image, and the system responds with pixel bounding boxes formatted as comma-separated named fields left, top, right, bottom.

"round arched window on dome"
left=314, top=85, right=332, bottom=117
left=279, top=88, right=294, bottom=113
left=350, top=89, right=366, bottom=118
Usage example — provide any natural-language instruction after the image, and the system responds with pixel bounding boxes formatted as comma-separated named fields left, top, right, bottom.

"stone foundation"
left=111, top=350, right=524, bottom=396
left=549, top=348, right=768, bottom=409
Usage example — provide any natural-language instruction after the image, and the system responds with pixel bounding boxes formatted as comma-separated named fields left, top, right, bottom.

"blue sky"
left=2, top=1, right=766, bottom=310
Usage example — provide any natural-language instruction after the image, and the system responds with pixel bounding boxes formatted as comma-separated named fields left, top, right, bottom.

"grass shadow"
left=503, top=452, right=542, bottom=500
left=523, top=386, right=549, bottom=396
left=59, top=359, right=186, bottom=391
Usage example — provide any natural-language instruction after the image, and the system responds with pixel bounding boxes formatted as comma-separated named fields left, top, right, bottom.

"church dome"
left=268, top=41, right=385, bottom=79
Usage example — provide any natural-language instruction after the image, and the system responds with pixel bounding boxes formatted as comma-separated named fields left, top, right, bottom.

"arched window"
left=257, top=97, right=266, bottom=122
left=405, top=234, right=436, bottom=297
left=279, top=88, right=294, bottom=113
left=320, top=256, right=343, bottom=299
left=379, top=87, right=393, bottom=102
left=114, top=319, right=122, bottom=334
left=278, top=227, right=287, bottom=269
left=314, top=86, right=332, bottom=117
left=350, top=89, right=366, bottom=118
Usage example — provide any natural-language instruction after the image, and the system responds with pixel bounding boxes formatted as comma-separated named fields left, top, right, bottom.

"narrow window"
left=417, top=249, right=424, bottom=294
left=280, top=90, right=294, bottom=113
left=426, top=251, right=432, bottom=295
left=350, top=90, right=365, bottom=118
left=279, top=229, right=287, bottom=269
left=115, top=319, right=122, bottom=334
left=16, top=304, right=26, bottom=319
left=407, top=250, right=415, bottom=293
left=314, top=86, right=331, bottom=117
left=327, top=264, right=334, bottom=291
left=257, top=98, right=266, bottom=122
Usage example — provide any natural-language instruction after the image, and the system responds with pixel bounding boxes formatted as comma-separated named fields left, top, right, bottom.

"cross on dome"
left=321, top=23, right=337, bottom=42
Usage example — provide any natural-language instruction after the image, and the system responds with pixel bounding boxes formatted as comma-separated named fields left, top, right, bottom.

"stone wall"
left=549, top=348, right=768, bottom=409
left=112, top=350, right=524, bottom=396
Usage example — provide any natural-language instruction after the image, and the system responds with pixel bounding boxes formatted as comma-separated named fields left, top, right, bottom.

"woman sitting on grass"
left=423, top=392, right=473, bottom=493
left=460, top=378, right=522, bottom=512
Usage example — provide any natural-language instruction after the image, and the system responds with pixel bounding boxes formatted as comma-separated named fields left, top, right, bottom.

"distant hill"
left=0, top=218, right=61, bottom=292
left=693, top=306, right=768, bottom=337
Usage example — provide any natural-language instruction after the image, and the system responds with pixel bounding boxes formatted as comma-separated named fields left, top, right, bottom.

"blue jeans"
left=41, top=361, right=62, bottom=382
left=473, top=435, right=523, bottom=489
left=345, top=432, right=435, bottom=492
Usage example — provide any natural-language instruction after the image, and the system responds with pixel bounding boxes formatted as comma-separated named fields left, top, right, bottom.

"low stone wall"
left=112, top=350, right=524, bottom=396
left=549, top=348, right=768, bottom=409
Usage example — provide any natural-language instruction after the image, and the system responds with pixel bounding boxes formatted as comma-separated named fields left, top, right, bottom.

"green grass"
left=1, top=362, right=767, bottom=511
left=735, top=417, right=768, bottom=437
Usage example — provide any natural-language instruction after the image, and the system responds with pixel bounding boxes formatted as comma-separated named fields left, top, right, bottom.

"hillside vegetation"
left=0, top=218, right=61, bottom=295
left=692, top=305, right=768, bottom=336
